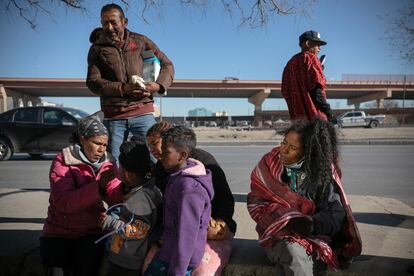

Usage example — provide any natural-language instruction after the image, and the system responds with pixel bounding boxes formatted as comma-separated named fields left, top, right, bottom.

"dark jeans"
left=104, top=114, right=156, bottom=163
left=40, top=234, right=104, bottom=276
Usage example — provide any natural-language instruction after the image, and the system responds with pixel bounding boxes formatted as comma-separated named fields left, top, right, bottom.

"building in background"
left=213, top=111, right=228, bottom=117
left=188, top=107, right=212, bottom=117
left=37, top=101, right=62, bottom=107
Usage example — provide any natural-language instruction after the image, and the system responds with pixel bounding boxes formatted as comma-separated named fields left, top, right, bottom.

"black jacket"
left=282, top=169, right=345, bottom=237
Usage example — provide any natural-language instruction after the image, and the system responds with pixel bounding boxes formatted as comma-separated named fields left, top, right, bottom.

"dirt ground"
left=193, top=126, right=414, bottom=141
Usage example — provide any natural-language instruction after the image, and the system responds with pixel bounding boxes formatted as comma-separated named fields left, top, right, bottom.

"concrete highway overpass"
left=1, top=77, right=413, bottom=113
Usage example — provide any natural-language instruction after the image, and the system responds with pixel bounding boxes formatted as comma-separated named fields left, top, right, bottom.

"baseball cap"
left=299, top=30, right=327, bottom=45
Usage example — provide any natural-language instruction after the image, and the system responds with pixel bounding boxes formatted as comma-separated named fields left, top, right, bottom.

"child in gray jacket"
left=99, top=140, right=162, bottom=276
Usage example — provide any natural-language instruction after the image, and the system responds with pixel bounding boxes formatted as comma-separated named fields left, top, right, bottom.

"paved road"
left=203, top=145, right=414, bottom=206
left=0, top=145, right=413, bottom=206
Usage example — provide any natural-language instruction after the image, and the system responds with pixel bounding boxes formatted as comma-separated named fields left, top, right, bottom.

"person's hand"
left=130, top=89, right=151, bottom=98
left=329, top=116, right=338, bottom=125
left=122, top=83, right=151, bottom=98
left=144, top=82, right=160, bottom=94
left=326, top=111, right=337, bottom=124
left=285, top=217, right=313, bottom=237
left=98, top=170, right=116, bottom=196
left=98, top=213, right=107, bottom=227
left=207, top=218, right=230, bottom=240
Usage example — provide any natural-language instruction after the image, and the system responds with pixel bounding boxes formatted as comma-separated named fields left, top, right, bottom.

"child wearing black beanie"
left=100, top=140, right=162, bottom=276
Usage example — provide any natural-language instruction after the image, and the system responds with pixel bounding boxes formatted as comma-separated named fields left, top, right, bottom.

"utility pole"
left=403, top=75, right=406, bottom=109
left=402, top=75, right=407, bottom=125
left=159, top=97, right=163, bottom=122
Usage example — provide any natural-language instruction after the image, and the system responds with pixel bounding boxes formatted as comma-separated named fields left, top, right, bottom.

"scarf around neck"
left=74, top=144, right=105, bottom=171
left=284, top=157, right=305, bottom=193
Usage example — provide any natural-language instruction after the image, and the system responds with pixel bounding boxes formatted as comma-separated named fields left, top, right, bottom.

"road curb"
left=198, top=139, right=414, bottom=146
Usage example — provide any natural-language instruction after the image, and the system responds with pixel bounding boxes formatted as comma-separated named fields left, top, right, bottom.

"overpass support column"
left=5, top=88, right=41, bottom=109
left=376, top=98, right=384, bottom=109
left=0, top=85, right=7, bottom=113
left=347, top=89, right=392, bottom=110
left=248, top=88, right=270, bottom=127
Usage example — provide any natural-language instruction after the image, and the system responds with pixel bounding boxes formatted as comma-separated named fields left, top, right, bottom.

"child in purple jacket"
left=144, top=126, right=214, bottom=276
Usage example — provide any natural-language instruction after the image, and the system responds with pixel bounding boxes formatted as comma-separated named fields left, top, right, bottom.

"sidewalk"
left=0, top=188, right=413, bottom=275
left=0, top=188, right=48, bottom=275
left=225, top=196, right=414, bottom=276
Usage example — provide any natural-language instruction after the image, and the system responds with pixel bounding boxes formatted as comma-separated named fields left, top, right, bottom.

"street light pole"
left=402, top=75, right=406, bottom=125
left=159, top=96, right=163, bottom=122
left=403, top=75, right=406, bottom=109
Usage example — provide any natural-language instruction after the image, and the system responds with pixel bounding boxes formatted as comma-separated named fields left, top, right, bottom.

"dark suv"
left=0, top=106, right=89, bottom=160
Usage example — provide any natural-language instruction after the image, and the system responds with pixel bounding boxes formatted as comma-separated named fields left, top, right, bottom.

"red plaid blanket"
left=247, top=147, right=362, bottom=269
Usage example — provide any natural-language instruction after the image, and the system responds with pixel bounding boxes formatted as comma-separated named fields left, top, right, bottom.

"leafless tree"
left=2, top=0, right=87, bottom=29
left=1, top=0, right=314, bottom=29
left=384, top=3, right=414, bottom=64
left=384, top=100, right=400, bottom=109
left=364, top=99, right=400, bottom=109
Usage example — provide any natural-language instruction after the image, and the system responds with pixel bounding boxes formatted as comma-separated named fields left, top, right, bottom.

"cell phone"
left=320, top=55, right=326, bottom=66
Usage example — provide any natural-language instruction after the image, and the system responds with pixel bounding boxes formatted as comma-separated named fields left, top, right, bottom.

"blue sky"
left=1, top=0, right=413, bottom=116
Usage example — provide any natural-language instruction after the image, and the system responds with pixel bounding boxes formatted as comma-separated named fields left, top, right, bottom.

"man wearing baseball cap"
left=281, top=30, right=335, bottom=122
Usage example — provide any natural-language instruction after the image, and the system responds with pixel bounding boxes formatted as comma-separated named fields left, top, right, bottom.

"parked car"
left=236, top=120, right=249, bottom=127
left=336, top=111, right=385, bottom=128
left=0, top=106, right=89, bottom=161
left=273, top=119, right=290, bottom=130
left=263, top=120, right=273, bottom=128
left=207, top=121, right=218, bottom=127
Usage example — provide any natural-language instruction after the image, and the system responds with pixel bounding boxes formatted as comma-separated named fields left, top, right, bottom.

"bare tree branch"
left=2, top=0, right=87, bottom=29
left=223, top=0, right=312, bottom=28
left=2, top=0, right=314, bottom=29
left=383, top=3, right=414, bottom=64
left=7, top=0, right=37, bottom=29
left=60, top=0, right=83, bottom=9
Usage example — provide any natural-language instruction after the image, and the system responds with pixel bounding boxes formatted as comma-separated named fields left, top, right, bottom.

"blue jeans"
left=104, top=114, right=156, bottom=163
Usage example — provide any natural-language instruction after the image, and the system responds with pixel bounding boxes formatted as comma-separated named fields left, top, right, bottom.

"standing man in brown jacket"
left=87, top=3, right=174, bottom=162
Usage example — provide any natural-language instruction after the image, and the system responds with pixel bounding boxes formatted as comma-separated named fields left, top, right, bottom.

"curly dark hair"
left=282, top=118, right=340, bottom=199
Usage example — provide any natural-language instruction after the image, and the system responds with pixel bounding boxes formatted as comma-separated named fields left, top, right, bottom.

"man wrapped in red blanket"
left=247, top=119, right=361, bottom=275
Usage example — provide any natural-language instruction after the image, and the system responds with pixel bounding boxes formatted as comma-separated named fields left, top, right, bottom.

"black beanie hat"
left=118, top=140, right=151, bottom=176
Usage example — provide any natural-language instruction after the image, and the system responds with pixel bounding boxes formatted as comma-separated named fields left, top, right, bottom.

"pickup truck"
left=336, top=111, right=385, bottom=128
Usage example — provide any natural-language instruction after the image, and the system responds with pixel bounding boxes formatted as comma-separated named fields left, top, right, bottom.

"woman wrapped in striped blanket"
left=247, top=118, right=361, bottom=275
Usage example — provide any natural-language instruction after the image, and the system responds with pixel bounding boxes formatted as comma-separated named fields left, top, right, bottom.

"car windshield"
left=61, top=108, right=89, bottom=119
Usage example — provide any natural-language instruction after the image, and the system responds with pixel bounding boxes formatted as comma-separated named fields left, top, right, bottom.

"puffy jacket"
left=86, top=28, right=174, bottom=119
left=42, top=145, right=124, bottom=238
left=156, top=159, right=214, bottom=276
left=155, top=148, right=237, bottom=234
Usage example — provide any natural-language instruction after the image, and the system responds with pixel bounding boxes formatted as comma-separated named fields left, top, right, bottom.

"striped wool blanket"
left=247, top=146, right=362, bottom=269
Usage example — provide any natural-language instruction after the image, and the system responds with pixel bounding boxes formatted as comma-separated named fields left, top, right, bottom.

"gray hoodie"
left=102, top=179, right=162, bottom=270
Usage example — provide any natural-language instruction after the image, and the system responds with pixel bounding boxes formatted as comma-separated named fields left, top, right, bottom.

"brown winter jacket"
left=86, top=28, right=174, bottom=119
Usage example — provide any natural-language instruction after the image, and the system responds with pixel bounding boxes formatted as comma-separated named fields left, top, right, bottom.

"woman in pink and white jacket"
left=40, top=112, right=124, bottom=276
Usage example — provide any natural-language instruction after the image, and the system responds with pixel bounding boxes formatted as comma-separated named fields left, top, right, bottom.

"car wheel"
left=369, top=120, right=379, bottom=128
left=28, top=153, right=43, bottom=158
left=0, top=138, right=13, bottom=161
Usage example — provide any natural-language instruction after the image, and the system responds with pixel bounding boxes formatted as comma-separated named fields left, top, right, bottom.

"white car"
left=336, top=111, right=385, bottom=128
